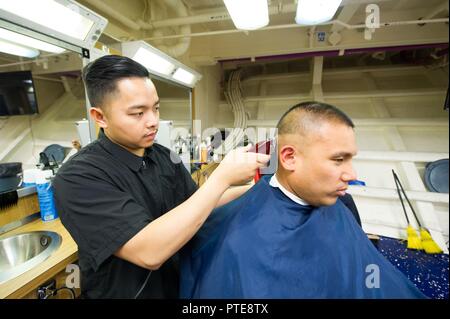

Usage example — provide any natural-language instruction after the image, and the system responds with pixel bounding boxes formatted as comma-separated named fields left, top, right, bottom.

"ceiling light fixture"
left=0, top=0, right=107, bottom=55
left=0, top=0, right=94, bottom=40
left=0, top=38, right=39, bottom=58
left=223, top=0, right=269, bottom=30
left=0, top=27, right=65, bottom=54
left=172, top=68, right=196, bottom=86
left=121, top=41, right=202, bottom=88
left=133, top=46, right=176, bottom=76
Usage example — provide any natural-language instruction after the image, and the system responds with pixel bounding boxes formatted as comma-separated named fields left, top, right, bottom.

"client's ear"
left=279, top=145, right=297, bottom=171
left=90, top=107, right=108, bottom=129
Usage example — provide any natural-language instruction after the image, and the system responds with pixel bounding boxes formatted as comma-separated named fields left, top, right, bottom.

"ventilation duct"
left=140, top=0, right=191, bottom=58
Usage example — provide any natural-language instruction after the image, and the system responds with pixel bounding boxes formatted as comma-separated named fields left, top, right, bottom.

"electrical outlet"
left=37, top=279, right=56, bottom=299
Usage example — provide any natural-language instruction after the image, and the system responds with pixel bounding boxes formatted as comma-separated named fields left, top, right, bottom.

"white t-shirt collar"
left=269, top=174, right=311, bottom=206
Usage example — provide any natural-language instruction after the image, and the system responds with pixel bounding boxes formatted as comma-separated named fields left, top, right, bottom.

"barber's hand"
left=214, top=144, right=270, bottom=187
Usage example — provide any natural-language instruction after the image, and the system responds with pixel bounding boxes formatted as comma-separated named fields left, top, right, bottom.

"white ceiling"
left=1, top=0, right=448, bottom=67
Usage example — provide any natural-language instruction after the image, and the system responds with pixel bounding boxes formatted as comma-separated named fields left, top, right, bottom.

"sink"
left=0, top=231, right=61, bottom=284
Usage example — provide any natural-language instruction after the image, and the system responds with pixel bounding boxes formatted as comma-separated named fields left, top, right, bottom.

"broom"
left=392, top=170, right=443, bottom=254
left=392, top=170, right=423, bottom=250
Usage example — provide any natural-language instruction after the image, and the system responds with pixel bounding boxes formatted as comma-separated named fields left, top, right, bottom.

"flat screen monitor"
left=0, top=71, right=38, bottom=116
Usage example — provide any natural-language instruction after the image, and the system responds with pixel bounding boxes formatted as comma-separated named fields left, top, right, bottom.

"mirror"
left=0, top=46, right=197, bottom=174
left=0, top=51, right=87, bottom=170
left=152, top=78, right=191, bottom=130
left=151, top=77, right=192, bottom=173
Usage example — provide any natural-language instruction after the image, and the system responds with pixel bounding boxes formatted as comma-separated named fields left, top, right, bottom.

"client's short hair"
left=276, top=101, right=354, bottom=136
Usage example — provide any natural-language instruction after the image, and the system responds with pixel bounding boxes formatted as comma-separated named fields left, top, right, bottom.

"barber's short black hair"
left=82, top=55, right=149, bottom=108
left=276, top=101, right=354, bottom=135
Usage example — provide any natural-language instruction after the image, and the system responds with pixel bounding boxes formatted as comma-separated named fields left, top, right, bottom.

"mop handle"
left=392, top=170, right=410, bottom=224
left=392, top=170, right=422, bottom=228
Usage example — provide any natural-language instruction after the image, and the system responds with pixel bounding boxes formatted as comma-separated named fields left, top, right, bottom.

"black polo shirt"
left=53, top=133, right=197, bottom=298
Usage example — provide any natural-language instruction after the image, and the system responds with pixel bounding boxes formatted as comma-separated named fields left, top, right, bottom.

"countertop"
left=0, top=217, right=78, bottom=299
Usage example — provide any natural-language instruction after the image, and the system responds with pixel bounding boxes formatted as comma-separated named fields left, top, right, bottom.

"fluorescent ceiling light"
left=295, top=0, right=342, bottom=25
left=0, top=28, right=65, bottom=53
left=133, top=47, right=176, bottom=76
left=224, top=0, right=269, bottom=30
left=121, top=41, right=202, bottom=88
left=172, top=68, right=196, bottom=86
left=0, top=38, right=39, bottom=58
left=0, top=0, right=94, bottom=40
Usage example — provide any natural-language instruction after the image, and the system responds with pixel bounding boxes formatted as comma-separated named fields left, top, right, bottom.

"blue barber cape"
left=180, top=176, right=426, bottom=299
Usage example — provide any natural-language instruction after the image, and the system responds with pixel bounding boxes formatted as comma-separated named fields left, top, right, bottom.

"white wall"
left=193, top=64, right=222, bottom=131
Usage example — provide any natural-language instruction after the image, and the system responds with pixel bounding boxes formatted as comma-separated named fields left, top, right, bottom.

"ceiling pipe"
left=335, top=18, right=450, bottom=29
left=83, top=0, right=191, bottom=57
left=139, top=10, right=231, bottom=29
left=423, top=0, right=449, bottom=19
left=143, top=17, right=449, bottom=41
left=83, top=0, right=141, bottom=30
left=137, top=2, right=298, bottom=29
left=139, top=0, right=191, bottom=58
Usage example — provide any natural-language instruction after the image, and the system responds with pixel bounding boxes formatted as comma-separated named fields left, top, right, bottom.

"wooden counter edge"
left=5, top=252, right=78, bottom=299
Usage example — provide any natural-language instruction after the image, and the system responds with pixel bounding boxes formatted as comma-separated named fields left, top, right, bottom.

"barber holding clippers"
left=53, top=55, right=269, bottom=298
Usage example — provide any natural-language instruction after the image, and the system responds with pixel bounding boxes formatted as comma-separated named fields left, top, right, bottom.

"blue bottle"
left=35, top=170, right=58, bottom=221
left=22, top=168, right=40, bottom=187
